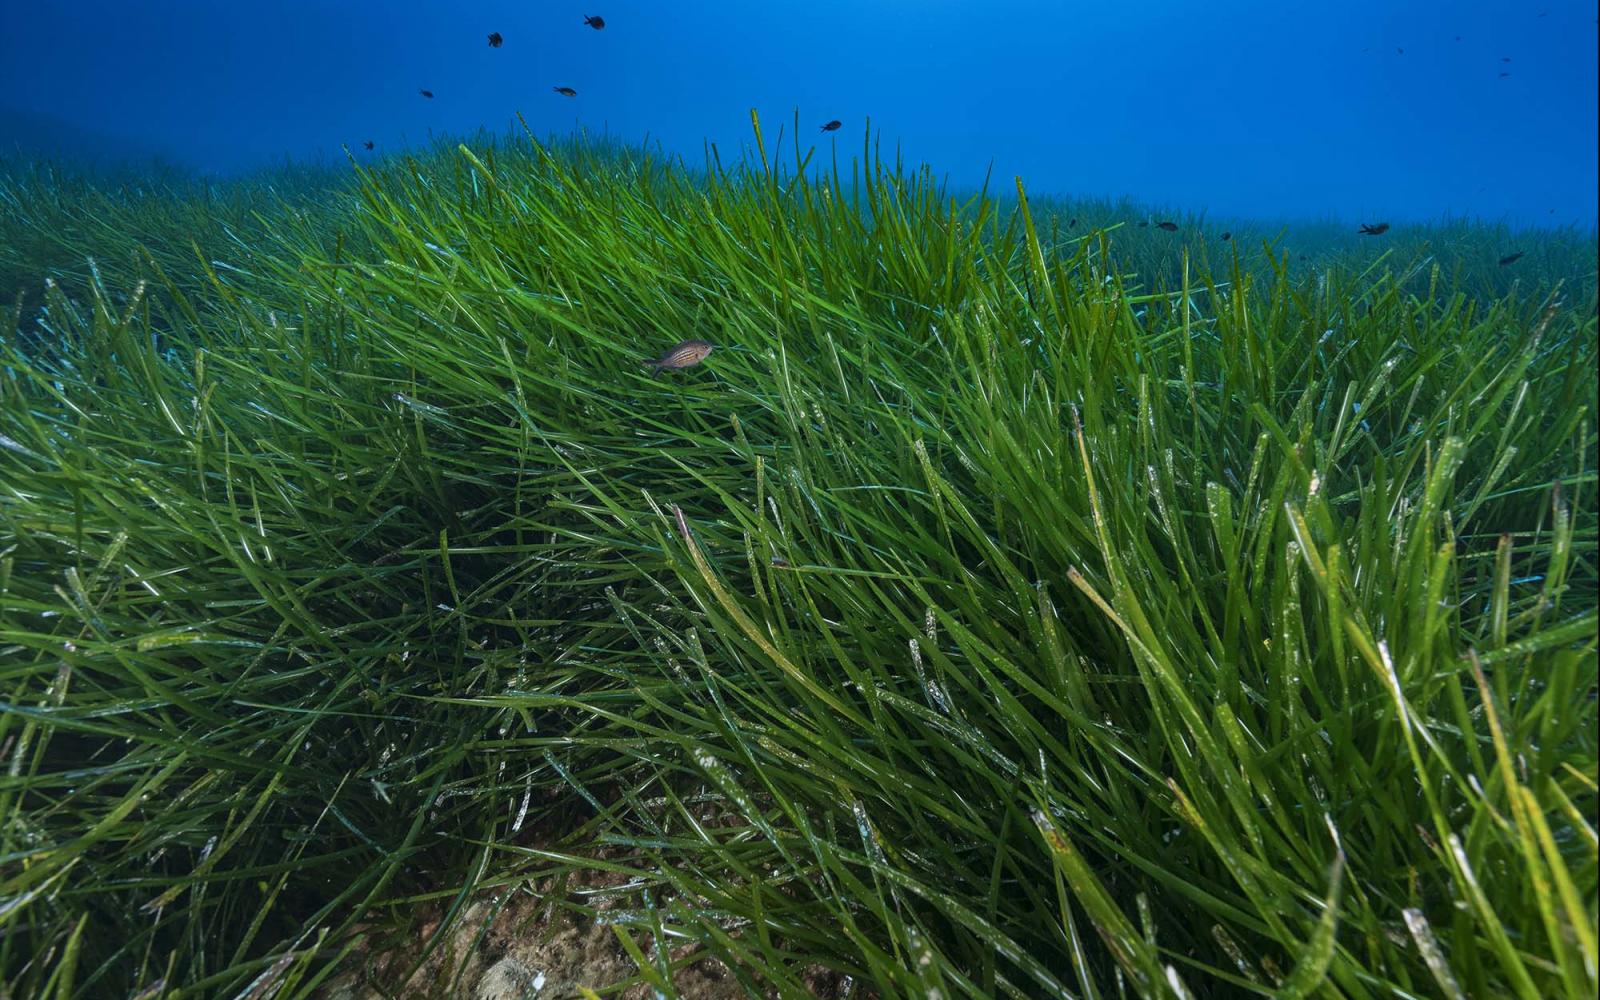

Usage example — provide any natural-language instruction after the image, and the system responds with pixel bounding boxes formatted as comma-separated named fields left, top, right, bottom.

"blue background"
left=2, top=0, right=1595, bottom=225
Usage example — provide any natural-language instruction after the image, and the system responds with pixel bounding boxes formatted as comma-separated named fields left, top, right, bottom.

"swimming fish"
left=363, top=140, right=375, bottom=150
left=820, top=120, right=842, bottom=132
left=1498, top=252, right=1525, bottom=265
left=419, top=89, right=434, bottom=98
left=1499, top=72, right=1511, bottom=78
left=584, top=15, right=606, bottom=29
left=1500, top=56, right=1511, bottom=62
left=488, top=32, right=503, bottom=48
left=1137, top=221, right=1149, bottom=228
left=1068, top=217, right=1077, bottom=228
left=553, top=86, right=577, bottom=97
left=1358, top=222, right=1390, bottom=236
left=1220, top=232, right=1231, bottom=241
left=1156, top=221, right=1178, bottom=231
left=647, top=339, right=715, bottom=373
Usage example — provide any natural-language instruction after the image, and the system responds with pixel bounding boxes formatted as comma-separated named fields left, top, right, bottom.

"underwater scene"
left=1, top=1, right=1596, bottom=997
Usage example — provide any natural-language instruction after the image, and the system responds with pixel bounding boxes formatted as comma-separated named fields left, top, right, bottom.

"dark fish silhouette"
left=1156, top=221, right=1178, bottom=232
left=420, top=89, right=434, bottom=98
left=584, top=14, right=605, bottom=29
left=820, top=120, right=842, bottom=132
left=1138, top=221, right=1149, bottom=228
left=1358, top=222, right=1390, bottom=236
left=1499, top=72, right=1511, bottom=78
left=647, top=339, right=715, bottom=373
left=1455, top=35, right=1462, bottom=41
left=1498, top=252, right=1525, bottom=266
left=1397, top=47, right=1404, bottom=55
left=1068, top=217, right=1077, bottom=228
left=488, top=32, right=503, bottom=48
left=553, top=86, right=577, bottom=97
left=363, top=140, right=375, bottom=150
left=1220, top=232, right=1231, bottom=241
left=1500, top=56, right=1511, bottom=62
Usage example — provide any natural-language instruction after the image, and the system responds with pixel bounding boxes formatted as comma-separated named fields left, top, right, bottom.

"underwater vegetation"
left=0, top=119, right=1596, bottom=997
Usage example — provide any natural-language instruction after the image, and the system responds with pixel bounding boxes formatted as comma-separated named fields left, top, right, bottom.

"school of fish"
left=374, top=11, right=1535, bottom=375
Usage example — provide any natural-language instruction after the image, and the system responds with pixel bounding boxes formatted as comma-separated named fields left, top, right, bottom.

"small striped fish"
left=647, top=339, right=715, bottom=373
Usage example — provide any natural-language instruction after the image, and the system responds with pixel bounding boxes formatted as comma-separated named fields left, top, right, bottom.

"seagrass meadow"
left=1, top=120, right=1596, bottom=999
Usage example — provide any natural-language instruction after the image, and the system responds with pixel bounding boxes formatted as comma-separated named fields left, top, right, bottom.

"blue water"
left=2, top=0, right=1595, bottom=226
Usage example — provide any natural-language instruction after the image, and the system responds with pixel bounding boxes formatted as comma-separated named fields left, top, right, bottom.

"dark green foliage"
left=2, top=117, right=1596, bottom=998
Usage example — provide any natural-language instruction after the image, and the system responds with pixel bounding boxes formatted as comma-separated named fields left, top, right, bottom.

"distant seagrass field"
left=1, top=123, right=1596, bottom=998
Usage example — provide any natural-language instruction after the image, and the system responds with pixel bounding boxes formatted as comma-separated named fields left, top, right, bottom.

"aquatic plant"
left=1, top=118, right=1595, bottom=998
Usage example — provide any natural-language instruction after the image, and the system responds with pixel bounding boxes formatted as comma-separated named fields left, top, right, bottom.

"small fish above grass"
left=820, top=120, right=842, bottom=132
left=584, top=14, right=606, bottom=29
left=363, top=140, right=374, bottom=150
left=1359, top=222, right=1390, bottom=235
left=1498, top=251, right=1525, bottom=266
left=488, top=32, right=503, bottom=48
left=1156, top=221, right=1179, bottom=231
left=647, top=339, right=716, bottom=373
left=553, top=86, right=577, bottom=97
left=1220, top=231, right=1232, bottom=241
left=419, top=89, right=434, bottom=99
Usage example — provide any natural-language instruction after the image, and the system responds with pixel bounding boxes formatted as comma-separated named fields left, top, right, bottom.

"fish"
left=1220, top=232, right=1231, bottom=241
left=1068, top=217, right=1077, bottom=228
left=419, top=89, right=434, bottom=98
left=1358, top=222, right=1390, bottom=236
left=820, top=120, right=842, bottom=132
left=1500, top=56, right=1511, bottom=62
left=1498, top=252, right=1525, bottom=266
left=647, top=339, right=715, bottom=373
left=363, top=140, right=375, bottom=150
left=488, top=32, right=503, bottom=48
left=1156, top=221, right=1178, bottom=232
left=1397, top=47, right=1404, bottom=55
left=553, top=86, right=577, bottom=97
left=1137, top=221, right=1149, bottom=228
left=584, top=15, right=606, bottom=29
left=1499, top=72, right=1511, bottom=78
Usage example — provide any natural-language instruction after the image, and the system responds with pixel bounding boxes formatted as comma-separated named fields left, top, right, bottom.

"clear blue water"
left=1, top=0, right=1595, bottom=226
